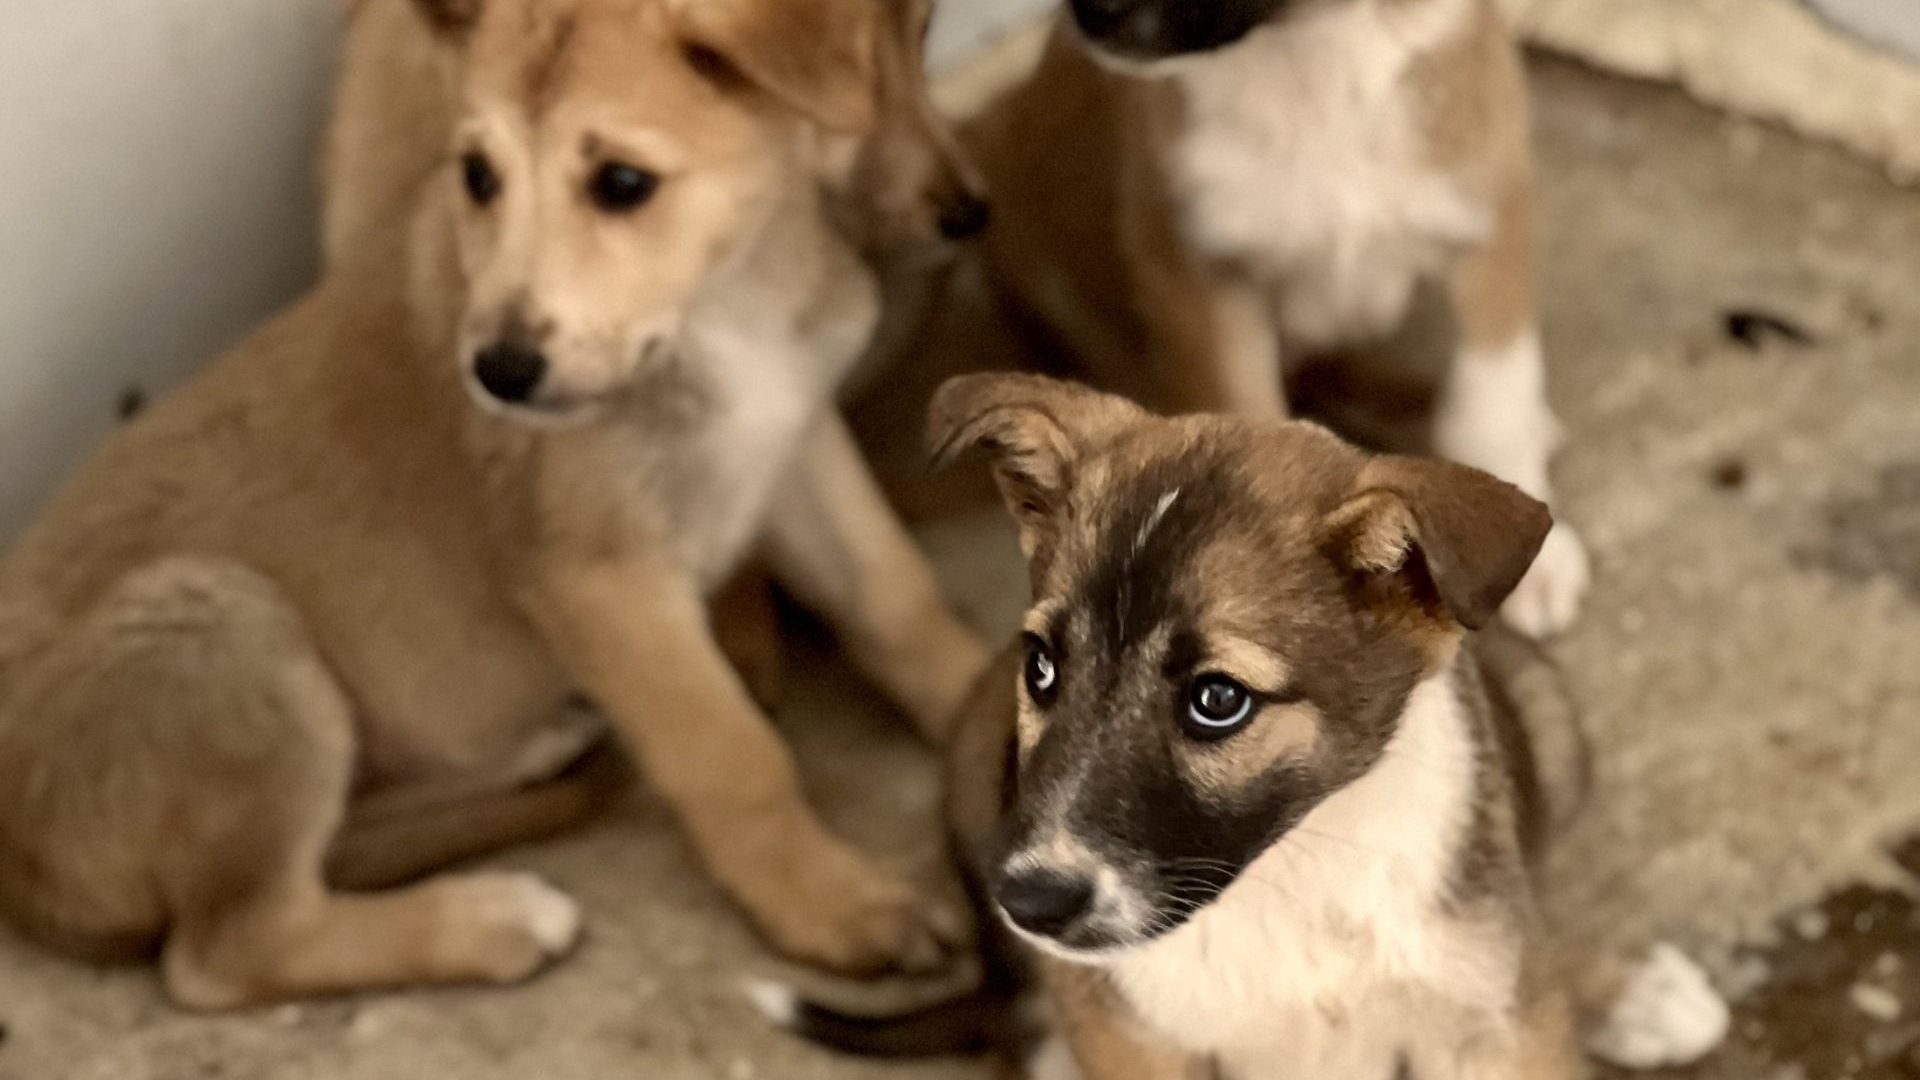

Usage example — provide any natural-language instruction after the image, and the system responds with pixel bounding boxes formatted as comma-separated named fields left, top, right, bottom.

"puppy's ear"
left=1322, top=456, right=1551, bottom=630
left=411, top=0, right=482, bottom=35
left=670, top=0, right=878, bottom=133
left=927, top=374, right=1144, bottom=559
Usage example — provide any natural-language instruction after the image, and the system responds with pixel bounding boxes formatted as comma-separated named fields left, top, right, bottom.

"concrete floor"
left=4, top=57, right=1920, bottom=1080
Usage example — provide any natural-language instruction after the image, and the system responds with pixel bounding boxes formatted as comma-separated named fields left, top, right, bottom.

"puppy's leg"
left=526, top=555, right=961, bottom=974
left=1044, top=960, right=1202, bottom=1080
left=1460, top=992, right=1587, bottom=1080
left=708, top=559, right=789, bottom=713
left=0, top=559, right=579, bottom=1007
left=1106, top=182, right=1284, bottom=418
left=1436, top=188, right=1590, bottom=637
left=764, top=414, right=990, bottom=744
left=1125, top=259, right=1286, bottom=419
left=329, top=741, right=628, bottom=891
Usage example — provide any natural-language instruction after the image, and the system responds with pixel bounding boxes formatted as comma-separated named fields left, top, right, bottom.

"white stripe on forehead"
left=1113, top=486, right=1183, bottom=642
left=1133, top=487, right=1183, bottom=556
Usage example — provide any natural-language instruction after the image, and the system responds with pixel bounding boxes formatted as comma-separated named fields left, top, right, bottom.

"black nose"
left=1069, top=0, right=1141, bottom=38
left=938, top=194, right=991, bottom=241
left=472, top=342, right=548, bottom=404
left=996, top=869, right=1094, bottom=938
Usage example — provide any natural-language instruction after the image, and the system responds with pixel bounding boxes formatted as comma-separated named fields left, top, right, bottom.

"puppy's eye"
left=589, top=162, right=661, bottom=213
left=1183, top=675, right=1254, bottom=739
left=461, top=152, right=501, bottom=206
left=1023, top=634, right=1059, bottom=706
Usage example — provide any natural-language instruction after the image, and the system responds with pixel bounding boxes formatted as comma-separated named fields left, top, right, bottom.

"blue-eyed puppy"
left=772, top=373, right=1588, bottom=1080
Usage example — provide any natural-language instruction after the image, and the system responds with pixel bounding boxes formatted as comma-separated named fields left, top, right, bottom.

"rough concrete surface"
left=3, top=57, right=1920, bottom=1080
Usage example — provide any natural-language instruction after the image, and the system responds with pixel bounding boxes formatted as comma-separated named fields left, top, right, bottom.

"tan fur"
left=323, top=0, right=983, bottom=269
left=323, top=0, right=462, bottom=265
left=0, top=0, right=990, bottom=1007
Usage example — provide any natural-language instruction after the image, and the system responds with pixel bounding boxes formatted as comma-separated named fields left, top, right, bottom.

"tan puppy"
left=934, top=0, right=1588, bottom=637
left=0, top=0, right=989, bottom=1008
left=326, top=0, right=992, bottom=704
left=762, top=375, right=1590, bottom=1080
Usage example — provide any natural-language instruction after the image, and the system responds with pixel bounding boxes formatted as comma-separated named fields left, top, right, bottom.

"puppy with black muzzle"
left=928, top=0, right=1589, bottom=639
left=762, top=373, right=1595, bottom=1079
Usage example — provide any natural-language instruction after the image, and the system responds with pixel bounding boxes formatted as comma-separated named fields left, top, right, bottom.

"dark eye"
left=461, top=151, right=500, bottom=206
left=589, top=162, right=661, bottom=212
left=1183, top=675, right=1254, bottom=739
left=1023, top=634, right=1059, bottom=707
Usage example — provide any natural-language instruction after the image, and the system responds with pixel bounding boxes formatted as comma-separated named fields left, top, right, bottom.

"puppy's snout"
left=997, top=868, right=1094, bottom=938
left=472, top=341, right=548, bottom=405
left=937, top=192, right=992, bottom=241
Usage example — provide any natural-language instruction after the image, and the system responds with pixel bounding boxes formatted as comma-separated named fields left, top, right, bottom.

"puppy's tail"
left=1474, top=623, right=1591, bottom=852
left=746, top=977, right=1025, bottom=1059
left=752, top=862, right=1034, bottom=1061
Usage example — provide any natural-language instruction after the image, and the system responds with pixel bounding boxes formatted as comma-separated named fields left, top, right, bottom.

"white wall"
left=928, top=0, right=1053, bottom=70
left=1806, top=0, right=1920, bottom=61
left=0, top=0, right=341, bottom=540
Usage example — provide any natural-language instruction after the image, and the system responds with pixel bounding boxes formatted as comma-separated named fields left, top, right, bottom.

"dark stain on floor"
left=1723, top=308, right=1816, bottom=351
left=1797, top=461, right=1920, bottom=601
left=1644, top=840, right=1920, bottom=1080
left=1728, top=883, right=1920, bottom=1079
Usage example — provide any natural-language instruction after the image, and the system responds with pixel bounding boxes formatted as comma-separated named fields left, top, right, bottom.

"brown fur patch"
left=522, top=12, right=579, bottom=108
left=414, top=0, right=483, bottom=34
left=1178, top=701, right=1322, bottom=795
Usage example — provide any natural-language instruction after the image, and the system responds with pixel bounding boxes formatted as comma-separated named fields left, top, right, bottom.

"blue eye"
left=1184, top=675, right=1253, bottom=739
left=1024, top=634, right=1059, bottom=706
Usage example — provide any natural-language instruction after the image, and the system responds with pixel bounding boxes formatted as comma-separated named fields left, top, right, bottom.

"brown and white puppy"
left=764, top=373, right=1588, bottom=1079
left=942, top=0, right=1588, bottom=638
left=0, top=0, right=990, bottom=1008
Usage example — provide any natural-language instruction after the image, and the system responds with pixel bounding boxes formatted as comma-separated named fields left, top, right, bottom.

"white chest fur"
left=1165, top=0, right=1491, bottom=347
left=651, top=223, right=878, bottom=587
left=1107, top=672, right=1519, bottom=1079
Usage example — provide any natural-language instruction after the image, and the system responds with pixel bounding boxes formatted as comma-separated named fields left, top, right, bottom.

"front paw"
left=432, top=871, right=584, bottom=984
left=1502, top=522, right=1590, bottom=639
left=753, top=842, right=965, bottom=977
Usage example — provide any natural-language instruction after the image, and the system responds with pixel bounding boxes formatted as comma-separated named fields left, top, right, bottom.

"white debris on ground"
left=1588, top=943, right=1732, bottom=1070
left=1792, top=908, right=1830, bottom=940
left=1718, top=953, right=1772, bottom=1001
left=1847, top=982, right=1902, bottom=1023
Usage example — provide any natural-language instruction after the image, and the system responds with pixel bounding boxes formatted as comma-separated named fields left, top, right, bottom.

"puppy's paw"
left=1027, top=1034, right=1083, bottom=1080
left=1502, top=522, right=1590, bottom=638
left=1587, top=943, right=1729, bottom=1070
left=756, top=846, right=965, bottom=977
left=437, top=871, right=583, bottom=984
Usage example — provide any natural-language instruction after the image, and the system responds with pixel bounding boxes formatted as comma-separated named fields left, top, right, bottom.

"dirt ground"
left=4, top=54, right=1920, bottom=1080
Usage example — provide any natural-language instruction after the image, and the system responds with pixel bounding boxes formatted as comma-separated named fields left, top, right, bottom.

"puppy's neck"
left=678, top=181, right=879, bottom=383
left=1110, top=656, right=1511, bottom=1055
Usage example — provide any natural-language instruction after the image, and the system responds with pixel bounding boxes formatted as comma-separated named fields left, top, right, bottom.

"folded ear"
left=670, top=0, right=878, bottom=133
left=411, top=0, right=482, bottom=34
left=927, top=374, right=1145, bottom=560
left=1322, top=456, right=1552, bottom=630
